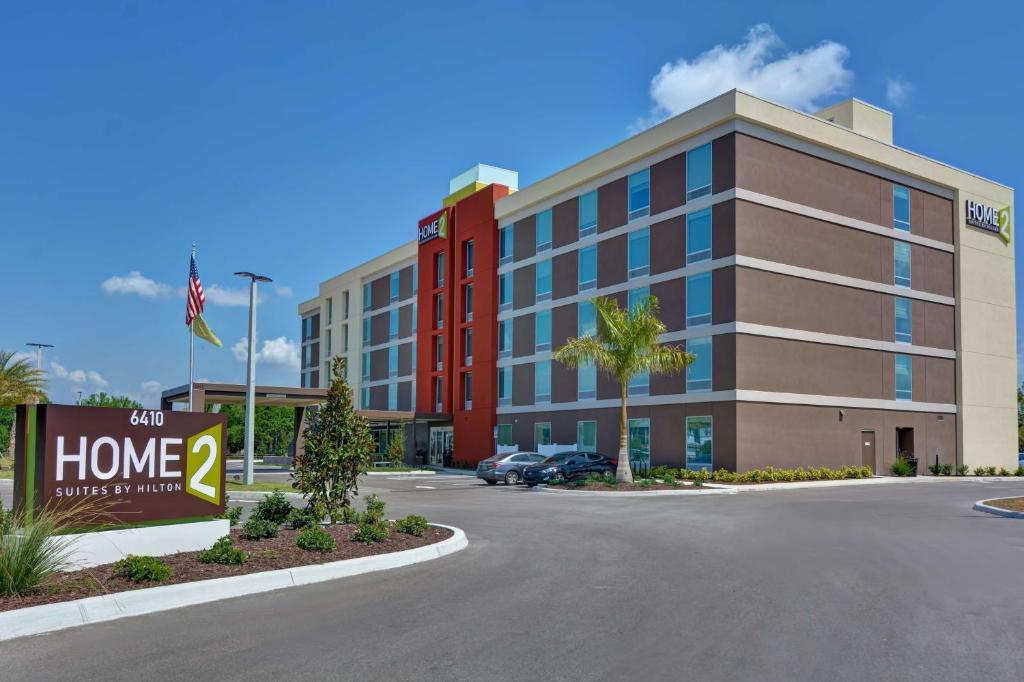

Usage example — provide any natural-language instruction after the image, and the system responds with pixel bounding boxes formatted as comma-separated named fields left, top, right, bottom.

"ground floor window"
left=534, top=422, right=552, bottom=448
left=686, top=416, right=713, bottom=471
left=628, top=418, right=650, bottom=466
left=497, top=423, right=512, bottom=446
left=577, top=420, right=597, bottom=451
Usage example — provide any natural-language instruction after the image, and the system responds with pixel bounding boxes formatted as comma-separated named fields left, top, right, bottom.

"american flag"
left=186, top=252, right=206, bottom=326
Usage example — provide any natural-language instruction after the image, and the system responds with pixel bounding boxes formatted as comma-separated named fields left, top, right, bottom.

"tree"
left=384, top=427, right=405, bottom=467
left=554, top=296, right=692, bottom=483
left=209, top=403, right=295, bottom=455
left=79, top=392, right=142, bottom=409
left=293, top=357, right=374, bottom=522
left=0, top=350, right=47, bottom=408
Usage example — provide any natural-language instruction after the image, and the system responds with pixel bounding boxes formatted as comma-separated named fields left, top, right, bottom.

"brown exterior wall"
left=552, top=196, right=578, bottom=249
left=650, top=216, right=684, bottom=275
left=513, top=214, right=536, bottom=262
left=512, top=264, right=535, bottom=310
left=598, top=176, right=627, bottom=233
left=650, top=152, right=685, bottom=215
left=597, top=234, right=627, bottom=287
left=552, top=250, right=578, bottom=300
left=512, top=314, right=535, bottom=358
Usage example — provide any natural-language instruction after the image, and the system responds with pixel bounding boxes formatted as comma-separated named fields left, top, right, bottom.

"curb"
left=973, top=500, right=1024, bottom=519
left=533, top=485, right=734, bottom=497
left=0, top=524, right=467, bottom=643
left=227, top=491, right=305, bottom=501
left=705, top=477, right=900, bottom=492
left=364, top=471, right=435, bottom=477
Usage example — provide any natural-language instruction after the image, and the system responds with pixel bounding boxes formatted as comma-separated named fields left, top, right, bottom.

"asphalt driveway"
left=2, top=476, right=1023, bottom=681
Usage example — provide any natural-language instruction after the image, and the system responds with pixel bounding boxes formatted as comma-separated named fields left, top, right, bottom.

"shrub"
left=340, top=505, right=360, bottom=524
left=113, top=555, right=172, bottom=583
left=251, top=491, right=293, bottom=525
left=395, top=515, right=429, bottom=537
left=362, top=494, right=386, bottom=524
left=957, top=464, right=970, bottom=476
left=384, top=428, right=406, bottom=467
left=223, top=506, right=243, bottom=527
left=638, top=478, right=653, bottom=488
left=940, top=464, right=953, bottom=476
left=198, top=536, right=247, bottom=565
left=295, top=526, right=336, bottom=552
left=0, top=503, right=82, bottom=597
left=927, top=461, right=942, bottom=476
left=661, top=472, right=678, bottom=485
left=242, top=517, right=279, bottom=541
left=974, top=466, right=987, bottom=476
left=890, top=457, right=914, bottom=477
left=985, top=466, right=998, bottom=476
left=1016, top=466, right=1024, bottom=477
left=998, top=467, right=1012, bottom=477
left=288, top=507, right=320, bottom=530
left=352, top=520, right=390, bottom=544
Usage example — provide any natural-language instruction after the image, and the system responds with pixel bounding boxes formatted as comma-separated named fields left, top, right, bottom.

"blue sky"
left=3, top=1, right=1022, bottom=406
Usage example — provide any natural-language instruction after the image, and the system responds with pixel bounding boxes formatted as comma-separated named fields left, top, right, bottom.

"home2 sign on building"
left=14, top=404, right=227, bottom=524
left=966, top=199, right=1012, bottom=245
left=418, top=207, right=451, bottom=244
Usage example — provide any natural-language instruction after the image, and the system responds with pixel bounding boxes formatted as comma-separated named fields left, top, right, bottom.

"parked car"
left=522, top=451, right=617, bottom=487
left=476, top=452, right=546, bottom=486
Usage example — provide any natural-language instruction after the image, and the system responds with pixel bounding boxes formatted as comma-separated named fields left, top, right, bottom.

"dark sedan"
left=476, top=452, right=546, bottom=486
left=522, top=451, right=617, bottom=487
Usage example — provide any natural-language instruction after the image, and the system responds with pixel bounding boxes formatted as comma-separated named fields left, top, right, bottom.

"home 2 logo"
left=186, top=424, right=222, bottom=504
left=418, top=209, right=450, bottom=244
left=965, top=200, right=1012, bottom=245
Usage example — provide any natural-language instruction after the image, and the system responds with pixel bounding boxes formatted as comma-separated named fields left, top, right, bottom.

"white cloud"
left=633, top=24, right=853, bottom=131
left=205, top=283, right=253, bottom=307
left=886, top=77, right=911, bottom=107
left=101, top=271, right=173, bottom=298
left=232, top=336, right=301, bottom=371
left=50, top=361, right=108, bottom=388
left=274, top=285, right=293, bottom=297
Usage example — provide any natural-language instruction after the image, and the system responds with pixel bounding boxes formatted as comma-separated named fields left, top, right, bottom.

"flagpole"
left=188, top=242, right=196, bottom=412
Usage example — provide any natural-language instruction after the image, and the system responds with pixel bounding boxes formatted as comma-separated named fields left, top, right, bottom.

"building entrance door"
left=429, top=427, right=454, bottom=467
left=861, top=431, right=877, bottom=473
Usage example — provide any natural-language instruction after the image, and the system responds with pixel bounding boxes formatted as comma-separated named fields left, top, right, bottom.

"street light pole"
left=25, top=342, right=53, bottom=371
left=234, top=272, right=272, bottom=486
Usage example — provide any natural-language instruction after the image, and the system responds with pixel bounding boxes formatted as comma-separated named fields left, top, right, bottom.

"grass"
left=226, top=480, right=296, bottom=493
left=0, top=470, right=12, bottom=480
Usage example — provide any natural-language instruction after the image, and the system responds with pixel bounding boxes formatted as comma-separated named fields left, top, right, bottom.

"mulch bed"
left=0, top=524, right=451, bottom=613
left=985, top=497, right=1024, bottom=512
left=549, top=481, right=707, bottom=492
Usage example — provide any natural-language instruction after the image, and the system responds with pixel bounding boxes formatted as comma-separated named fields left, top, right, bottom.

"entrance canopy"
left=161, top=383, right=328, bottom=411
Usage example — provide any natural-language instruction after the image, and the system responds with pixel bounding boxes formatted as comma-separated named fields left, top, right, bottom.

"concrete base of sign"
left=62, top=519, right=230, bottom=569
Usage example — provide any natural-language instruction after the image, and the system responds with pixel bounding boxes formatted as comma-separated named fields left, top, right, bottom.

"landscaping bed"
left=548, top=480, right=707, bottom=492
left=983, top=497, right=1024, bottom=513
left=0, top=523, right=451, bottom=613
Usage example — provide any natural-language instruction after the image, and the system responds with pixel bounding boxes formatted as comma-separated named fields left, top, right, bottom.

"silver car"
left=476, top=452, right=546, bottom=486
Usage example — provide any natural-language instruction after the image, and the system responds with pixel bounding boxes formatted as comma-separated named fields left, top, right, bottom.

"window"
left=578, top=300, right=596, bottom=337
left=464, top=328, right=473, bottom=366
left=342, top=291, right=350, bottom=320
left=388, top=346, right=398, bottom=378
left=435, top=336, right=443, bottom=371
left=388, top=309, right=398, bottom=340
left=498, top=366, right=512, bottom=406
left=499, top=272, right=512, bottom=311
left=362, top=317, right=370, bottom=347
left=388, top=383, right=397, bottom=411
left=534, top=422, right=552, bottom=447
left=389, top=271, right=399, bottom=303
left=325, top=329, right=332, bottom=355
left=411, top=341, right=416, bottom=371
left=435, top=252, right=445, bottom=288
left=363, top=283, right=371, bottom=311
left=362, top=352, right=370, bottom=380
left=577, top=362, right=596, bottom=400
left=463, top=372, right=473, bottom=409
left=435, top=293, right=444, bottom=329
left=895, top=354, right=913, bottom=401
left=628, top=365, right=648, bottom=396
left=434, top=377, right=443, bottom=411
left=361, top=387, right=370, bottom=409
left=412, top=263, right=418, bottom=294
left=497, top=424, right=513, bottom=446
left=464, top=240, right=474, bottom=277
left=577, top=421, right=597, bottom=450
left=893, top=185, right=911, bottom=232
left=628, top=169, right=650, bottom=220
left=686, top=273, right=712, bottom=327
left=895, top=297, right=912, bottom=344
left=628, top=227, right=650, bottom=279
left=499, top=226, right=513, bottom=264
left=535, top=360, right=551, bottom=403
left=894, top=242, right=911, bottom=288
left=536, top=260, right=552, bottom=302
left=579, top=245, right=597, bottom=291
left=303, top=316, right=313, bottom=340
left=412, top=304, right=417, bottom=333
left=536, top=209, right=552, bottom=251
left=579, top=190, right=598, bottom=237
left=498, top=320, right=512, bottom=359
left=628, top=286, right=649, bottom=313
left=342, top=324, right=349, bottom=352
left=686, top=143, right=712, bottom=200
left=687, top=336, right=712, bottom=392
left=686, top=416, right=713, bottom=471
left=535, top=310, right=551, bottom=352
left=301, top=372, right=309, bottom=388
left=326, top=298, right=333, bottom=325
left=628, top=418, right=650, bottom=466
left=464, top=284, right=474, bottom=322
left=686, top=208, right=712, bottom=263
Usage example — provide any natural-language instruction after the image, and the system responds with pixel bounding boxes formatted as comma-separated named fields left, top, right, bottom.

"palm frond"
left=0, top=351, right=47, bottom=408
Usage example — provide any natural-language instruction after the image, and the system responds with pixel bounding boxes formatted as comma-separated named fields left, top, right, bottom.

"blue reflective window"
left=686, top=416, right=713, bottom=471
left=893, top=186, right=911, bottom=232
left=895, top=354, right=913, bottom=401
left=499, top=226, right=513, bottom=263
left=388, top=345, right=398, bottom=377
left=389, top=309, right=398, bottom=339
left=536, top=260, right=552, bottom=301
left=535, top=360, right=551, bottom=403
left=628, top=418, right=650, bottom=465
left=362, top=352, right=370, bottom=380
left=363, top=283, right=372, bottom=311
left=578, top=300, right=596, bottom=337
left=895, top=297, right=912, bottom=344
left=535, top=310, right=551, bottom=352
left=362, top=317, right=371, bottom=346
left=388, top=383, right=397, bottom=411
left=686, top=209, right=712, bottom=263
left=628, top=169, right=650, bottom=220
left=499, top=273, right=512, bottom=310
left=577, top=420, right=597, bottom=449
left=577, top=362, right=596, bottom=399
left=579, top=245, right=597, bottom=290
left=686, top=144, right=712, bottom=200
left=628, top=227, right=650, bottom=279
left=536, top=210, right=552, bottom=251
left=498, top=320, right=512, bottom=358
left=579, top=190, right=598, bottom=236
left=894, top=242, right=912, bottom=288
left=686, top=336, right=712, bottom=392
left=497, top=367, right=512, bottom=406
left=390, top=271, right=399, bottom=302
left=628, top=286, right=649, bottom=313
left=686, top=273, right=712, bottom=327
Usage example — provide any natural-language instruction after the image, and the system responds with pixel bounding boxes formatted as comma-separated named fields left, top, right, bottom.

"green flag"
left=193, top=313, right=222, bottom=348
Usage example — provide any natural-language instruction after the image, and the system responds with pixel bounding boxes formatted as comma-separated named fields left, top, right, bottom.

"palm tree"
left=554, top=295, right=693, bottom=483
left=0, top=350, right=47, bottom=408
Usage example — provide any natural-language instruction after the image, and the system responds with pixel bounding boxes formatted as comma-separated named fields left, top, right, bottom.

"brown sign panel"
left=14, top=404, right=227, bottom=525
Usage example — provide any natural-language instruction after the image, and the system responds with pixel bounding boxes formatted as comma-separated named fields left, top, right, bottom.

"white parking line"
left=414, top=485, right=436, bottom=490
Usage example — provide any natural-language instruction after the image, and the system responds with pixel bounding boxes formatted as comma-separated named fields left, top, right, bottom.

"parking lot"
left=2, top=475, right=1024, bottom=681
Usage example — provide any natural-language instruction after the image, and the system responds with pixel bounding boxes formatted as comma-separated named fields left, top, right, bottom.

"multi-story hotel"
left=299, top=90, right=1016, bottom=473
